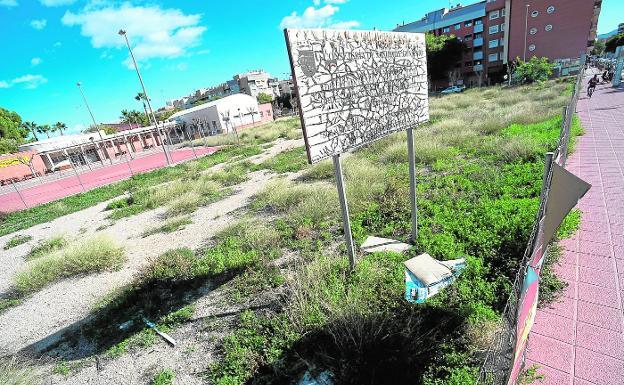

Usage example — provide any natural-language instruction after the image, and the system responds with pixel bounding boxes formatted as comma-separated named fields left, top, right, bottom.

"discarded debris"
left=297, top=370, right=334, bottom=385
left=142, top=317, right=177, bottom=347
left=404, top=253, right=466, bottom=303
left=361, top=236, right=411, bottom=254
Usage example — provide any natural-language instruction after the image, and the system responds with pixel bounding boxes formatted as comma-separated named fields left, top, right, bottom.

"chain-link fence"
left=477, top=65, right=586, bottom=385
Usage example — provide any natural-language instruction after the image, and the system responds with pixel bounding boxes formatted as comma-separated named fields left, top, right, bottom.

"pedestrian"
left=587, top=74, right=599, bottom=98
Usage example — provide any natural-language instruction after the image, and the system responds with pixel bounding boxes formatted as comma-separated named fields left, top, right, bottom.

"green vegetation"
left=52, top=361, right=70, bottom=376
left=605, top=33, right=624, bottom=53
left=513, top=57, right=555, bottom=84
left=3, top=234, right=32, bottom=250
left=13, top=235, right=125, bottom=296
left=207, top=79, right=581, bottom=385
left=257, top=92, right=273, bottom=104
left=151, top=369, right=175, bottom=385
left=0, top=145, right=261, bottom=236
left=0, top=358, right=42, bottom=385
left=142, top=216, right=193, bottom=237
left=255, top=147, right=308, bottom=173
left=426, top=33, right=466, bottom=83
left=27, top=235, right=67, bottom=260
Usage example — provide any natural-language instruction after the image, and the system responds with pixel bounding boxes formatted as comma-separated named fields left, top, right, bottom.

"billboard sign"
left=284, top=29, right=429, bottom=163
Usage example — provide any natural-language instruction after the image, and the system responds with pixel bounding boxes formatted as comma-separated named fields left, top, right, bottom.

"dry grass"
left=14, top=235, right=125, bottom=295
left=0, top=358, right=42, bottom=385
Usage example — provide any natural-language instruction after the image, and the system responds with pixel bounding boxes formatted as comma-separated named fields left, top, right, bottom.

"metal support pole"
left=123, top=150, right=134, bottom=176
left=406, top=127, right=418, bottom=244
left=561, top=107, right=571, bottom=166
left=68, top=155, right=86, bottom=192
left=186, top=126, right=198, bottom=159
left=539, top=152, right=554, bottom=211
left=11, top=180, right=28, bottom=209
left=332, top=154, right=356, bottom=270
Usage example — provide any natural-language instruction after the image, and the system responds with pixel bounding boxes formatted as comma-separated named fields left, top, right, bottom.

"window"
left=545, top=24, right=553, bottom=32
left=489, top=10, right=500, bottom=20
left=455, top=23, right=461, bottom=30
left=531, top=10, right=539, bottom=17
left=443, top=26, right=450, bottom=33
left=489, top=39, right=499, bottom=48
left=528, top=44, right=536, bottom=52
left=465, top=34, right=473, bottom=41
left=530, top=27, right=538, bottom=35
left=547, top=5, right=555, bottom=14
left=475, top=19, right=483, bottom=25
left=465, top=21, right=473, bottom=27
left=474, top=33, right=483, bottom=39
left=500, top=38, right=505, bottom=45
left=489, top=25, right=499, bottom=34
left=501, top=23, right=505, bottom=31
left=489, top=53, right=500, bottom=62
left=501, top=8, right=506, bottom=16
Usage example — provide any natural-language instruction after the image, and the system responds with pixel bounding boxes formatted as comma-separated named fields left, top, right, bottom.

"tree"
left=605, top=33, right=624, bottom=53
left=0, top=138, right=19, bottom=154
left=0, top=107, right=24, bottom=141
left=21, top=121, right=38, bottom=141
left=512, top=56, right=554, bottom=84
left=257, top=93, right=273, bottom=104
left=54, top=122, right=67, bottom=136
left=592, top=40, right=606, bottom=56
left=425, top=33, right=466, bottom=82
left=37, top=124, right=52, bottom=139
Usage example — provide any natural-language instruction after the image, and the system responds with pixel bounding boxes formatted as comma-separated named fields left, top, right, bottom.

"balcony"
left=474, top=24, right=484, bottom=33
left=474, top=64, right=484, bottom=71
left=473, top=38, right=483, bottom=47
left=473, top=51, right=483, bottom=60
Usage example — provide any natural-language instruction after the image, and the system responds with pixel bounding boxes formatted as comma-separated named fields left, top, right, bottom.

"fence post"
left=539, top=152, right=554, bottom=211
left=333, top=154, right=356, bottom=270
left=406, top=127, right=418, bottom=244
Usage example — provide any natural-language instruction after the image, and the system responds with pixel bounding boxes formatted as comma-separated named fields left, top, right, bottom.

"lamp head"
left=118, top=29, right=126, bottom=36
left=76, top=81, right=82, bottom=87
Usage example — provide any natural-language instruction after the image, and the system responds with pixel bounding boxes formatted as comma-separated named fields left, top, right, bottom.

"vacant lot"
left=0, top=81, right=581, bottom=385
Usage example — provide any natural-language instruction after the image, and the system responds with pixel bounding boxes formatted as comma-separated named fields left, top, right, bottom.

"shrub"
left=0, top=358, right=42, bottom=385
left=151, top=369, right=175, bottom=385
left=513, top=57, right=554, bottom=84
left=140, top=248, right=198, bottom=283
left=142, top=216, right=192, bottom=237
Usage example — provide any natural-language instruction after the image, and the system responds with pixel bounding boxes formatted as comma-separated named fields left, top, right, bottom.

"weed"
left=151, top=368, right=175, bottom=385
left=256, top=147, right=308, bottom=173
left=27, top=235, right=67, bottom=260
left=3, top=234, right=32, bottom=250
left=14, top=235, right=125, bottom=296
left=142, top=216, right=193, bottom=237
left=0, top=358, right=42, bottom=385
left=518, top=364, right=545, bottom=384
left=53, top=361, right=70, bottom=376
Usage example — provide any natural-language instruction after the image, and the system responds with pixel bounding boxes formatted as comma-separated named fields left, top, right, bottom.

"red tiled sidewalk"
left=526, top=74, right=624, bottom=385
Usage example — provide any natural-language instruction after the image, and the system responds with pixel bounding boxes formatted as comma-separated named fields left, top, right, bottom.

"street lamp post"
left=118, top=29, right=172, bottom=166
left=77, top=82, right=109, bottom=165
left=523, top=4, right=530, bottom=61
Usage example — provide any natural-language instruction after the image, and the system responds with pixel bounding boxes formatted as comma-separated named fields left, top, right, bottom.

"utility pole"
left=77, top=82, right=109, bottom=165
left=119, top=29, right=172, bottom=166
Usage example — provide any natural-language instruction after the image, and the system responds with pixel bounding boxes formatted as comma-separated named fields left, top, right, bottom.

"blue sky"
left=1, top=0, right=621, bottom=136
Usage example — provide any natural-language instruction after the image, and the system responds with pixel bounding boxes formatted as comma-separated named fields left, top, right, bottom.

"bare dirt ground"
left=0, top=138, right=303, bottom=384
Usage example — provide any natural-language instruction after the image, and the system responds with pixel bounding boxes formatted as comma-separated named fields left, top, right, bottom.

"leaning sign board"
left=284, top=29, right=429, bottom=164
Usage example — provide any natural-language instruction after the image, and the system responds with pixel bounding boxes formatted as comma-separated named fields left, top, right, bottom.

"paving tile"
left=579, top=266, right=617, bottom=289
left=541, top=295, right=575, bottom=320
left=575, top=347, right=624, bottom=385
left=576, top=322, right=624, bottom=359
left=579, top=230, right=611, bottom=245
left=554, top=262, right=577, bottom=282
left=579, top=241, right=612, bottom=257
left=578, top=282, right=621, bottom=309
left=532, top=311, right=575, bottom=343
left=578, top=253, right=615, bottom=271
left=526, top=333, right=573, bottom=373
left=574, top=377, right=598, bottom=385
left=559, top=250, right=578, bottom=266
left=577, top=300, right=623, bottom=332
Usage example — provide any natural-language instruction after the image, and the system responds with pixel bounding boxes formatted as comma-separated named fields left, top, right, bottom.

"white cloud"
left=62, top=3, right=207, bottom=68
left=313, top=0, right=349, bottom=6
left=31, top=57, right=42, bottom=66
left=30, top=19, right=47, bottom=30
left=40, top=0, right=76, bottom=6
left=0, top=0, right=18, bottom=7
left=53, top=41, right=62, bottom=47
left=0, top=74, right=48, bottom=89
left=280, top=4, right=358, bottom=30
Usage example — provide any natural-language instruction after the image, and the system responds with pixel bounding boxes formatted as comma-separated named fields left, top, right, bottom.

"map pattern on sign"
left=285, top=29, right=429, bottom=163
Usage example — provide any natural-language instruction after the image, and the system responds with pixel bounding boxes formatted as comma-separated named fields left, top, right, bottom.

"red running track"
left=0, top=147, right=217, bottom=213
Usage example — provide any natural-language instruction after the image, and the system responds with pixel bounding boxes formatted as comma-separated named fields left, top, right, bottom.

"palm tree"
left=54, top=122, right=67, bottom=136
left=38, top=124, right=51, bottom=139
left=135, top=93, right=152, bottom=126
left=21, top=121, right=38, bottom=141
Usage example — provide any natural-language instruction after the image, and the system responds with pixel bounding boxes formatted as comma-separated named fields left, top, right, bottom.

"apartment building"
left=395, top=0, right=601, bottom=87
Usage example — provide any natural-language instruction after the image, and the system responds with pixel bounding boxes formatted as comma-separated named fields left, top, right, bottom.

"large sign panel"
left=284, top=29, right=429, bottom=163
